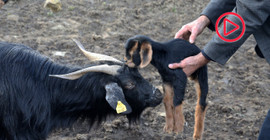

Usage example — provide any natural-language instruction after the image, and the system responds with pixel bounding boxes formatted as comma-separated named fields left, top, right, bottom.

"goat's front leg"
left=163, top=83, right=174, bottom=133
left=193, top=66, right=208, bottom=140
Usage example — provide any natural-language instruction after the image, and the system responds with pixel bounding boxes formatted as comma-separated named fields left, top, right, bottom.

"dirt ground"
left=1, top=0, right=270, bottom=139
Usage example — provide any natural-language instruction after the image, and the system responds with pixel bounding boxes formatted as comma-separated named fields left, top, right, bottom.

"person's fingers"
left=0, top=1, right=4, bottom=8
left=168, top=63, right=181, bottom=69
left=178, top=60, right=186, bottom=68
left=168, top=60, right=187, bottom=69
left=174, top=25, right=189, bottom=39
left=182, top=31, right=191, bottom=41
left=189, top=28, right=199, bottom=44
left=189, top=34, right=196, bottom=44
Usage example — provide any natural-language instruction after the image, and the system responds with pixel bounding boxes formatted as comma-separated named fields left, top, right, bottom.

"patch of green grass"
left=68, top=6, right=75, bottom=11
left=47, top=11, right=54, bottom=17
left=172, top=7, right=176, bottom=13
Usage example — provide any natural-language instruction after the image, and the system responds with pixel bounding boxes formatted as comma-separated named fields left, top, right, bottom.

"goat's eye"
left=125, top=82, right=135, bottom=89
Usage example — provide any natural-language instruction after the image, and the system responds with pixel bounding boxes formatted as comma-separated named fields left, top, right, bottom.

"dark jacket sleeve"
left=203, top=0, right=270, bottom=65
left=201, top=0, right=236, bottom=31
left=3, top=0, right=8, bottom=3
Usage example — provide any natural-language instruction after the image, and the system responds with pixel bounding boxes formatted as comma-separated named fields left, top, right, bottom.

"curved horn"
left=49, top=64, right=121, bottom=80
left=72, top=39, right=123, bottom=64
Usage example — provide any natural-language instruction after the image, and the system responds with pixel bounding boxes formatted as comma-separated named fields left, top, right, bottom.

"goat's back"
left=163, top=39, right=201, bottom=62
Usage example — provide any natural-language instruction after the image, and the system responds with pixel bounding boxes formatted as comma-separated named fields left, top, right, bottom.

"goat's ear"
left=139, top=42, right=153, bottom=68
left=105, top=83, right=132, bottom=114
left=125, top=40, right=139, bottom=68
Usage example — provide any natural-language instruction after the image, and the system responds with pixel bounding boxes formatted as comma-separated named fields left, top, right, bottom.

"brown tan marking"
left=193, top=79, right=207, bottom=140
left=139, top=42, right=153, bottom=68
left=163, top=83, right=174, bottom=133
left=126, top=41, right=138, bottom=68
left=173, top=103, right=185, bottom=134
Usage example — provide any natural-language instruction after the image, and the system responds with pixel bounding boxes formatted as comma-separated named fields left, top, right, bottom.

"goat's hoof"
left=173, top=126, right=184, bottom=134
left=163, top=125, right=173, bottom=134
left=193, top=134, right=202, bottom=140
left=173, top=119, right=184, bottom=134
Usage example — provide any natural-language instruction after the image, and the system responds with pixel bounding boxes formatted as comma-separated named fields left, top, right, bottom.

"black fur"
left=0, top=42, right=162, bottom=140
left=125, top=35, right=208, bottom=107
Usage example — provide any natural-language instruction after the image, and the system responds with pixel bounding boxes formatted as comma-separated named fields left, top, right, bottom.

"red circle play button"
left=215, top=12, right=245, bottom=42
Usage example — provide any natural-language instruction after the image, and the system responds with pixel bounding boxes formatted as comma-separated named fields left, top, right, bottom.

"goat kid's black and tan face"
left=124, top=36, right=153, bottom=68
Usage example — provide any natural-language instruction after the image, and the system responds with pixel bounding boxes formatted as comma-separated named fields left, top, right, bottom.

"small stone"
left=7, top=15, right=19, bottom=22
left=53, top=51, right=66, bottom=57
left=158, top=112, right=166, bottom=117
left=76, top=134, right=87, bottom=140
left=92, top=34, right=102, bottom=40
left=104, top=124, right=113, bottom=133
left=44, top=0, right=62, bottom=12
left=51, top=24, right=65, bottom=30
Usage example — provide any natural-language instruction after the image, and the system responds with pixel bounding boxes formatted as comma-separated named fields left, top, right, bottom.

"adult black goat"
left=124, top=35, right=208, bottom=140
left=0, top=39, right=163, bottom=140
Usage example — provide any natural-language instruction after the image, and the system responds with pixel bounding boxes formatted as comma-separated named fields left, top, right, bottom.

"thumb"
left=174, top=27, right=188, bottom=39
left=168, top=62, right=183, bottom=69
left=189, top=32, right=198, bottom=44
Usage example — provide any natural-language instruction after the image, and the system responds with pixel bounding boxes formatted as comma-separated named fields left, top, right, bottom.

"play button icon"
left=223, top=18, right=240, bottom=36
left=215, top=12, right=246, bottom=42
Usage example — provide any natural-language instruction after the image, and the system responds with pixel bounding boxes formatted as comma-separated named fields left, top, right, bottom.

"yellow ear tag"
left=116, top=101, right=127, bottom=114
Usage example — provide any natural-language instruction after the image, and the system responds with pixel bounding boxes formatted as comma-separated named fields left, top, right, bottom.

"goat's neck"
left=149, top=41, right=168, bottom=67
left=27, top=59, right=93, bottom=109
left=43, top=63, right=110, bottom=128
left=45, top=64, right=101, bottom=109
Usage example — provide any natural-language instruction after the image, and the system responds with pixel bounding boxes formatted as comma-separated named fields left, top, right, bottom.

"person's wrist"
left=198, top=15, right=210, bottom=28
left=196, top=52, right=210, bottom=67
left=0, top=0, right=4, bottom=7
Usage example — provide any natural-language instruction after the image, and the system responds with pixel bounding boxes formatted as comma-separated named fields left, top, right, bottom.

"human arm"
left=0, top=0, right=4, bottom=8
left=203, top=0, right=270, bottom=65
left=175, top=0, right=236, bottom=43
left=201, top=0, right=236, bottom=31
left=0, top=0, right=8, bottom=8
left=171, top=0, right=270, bottom=75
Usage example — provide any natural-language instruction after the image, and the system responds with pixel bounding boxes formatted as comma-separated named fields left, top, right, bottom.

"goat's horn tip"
left=71, top=38, right=77, bottom=42
left=49, top=74, right=57, bottom=77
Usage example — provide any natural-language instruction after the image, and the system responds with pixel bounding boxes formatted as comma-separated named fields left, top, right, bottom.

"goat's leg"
left=193, top=66, right=208, bottom=140
left=173, top=103, right=185, bottom=134
left=172, top=71, right=187, bottom=134
left=163, top=83, right=174, bottom=133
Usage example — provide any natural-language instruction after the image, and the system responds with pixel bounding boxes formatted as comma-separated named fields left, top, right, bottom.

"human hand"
left=174, top=15, right=210, bottom=43
left=168, top=52, right=209, bottom=76
left=0, top=0, right=4, bottom=8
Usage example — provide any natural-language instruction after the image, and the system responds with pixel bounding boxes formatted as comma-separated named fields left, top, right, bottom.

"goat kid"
left=124, top=35, right=208, bottom=140
left=0, top=39, right=163, bottom=140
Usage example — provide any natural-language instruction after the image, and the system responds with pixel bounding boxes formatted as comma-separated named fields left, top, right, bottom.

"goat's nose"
left=149, top=88, right=163, bottom=107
